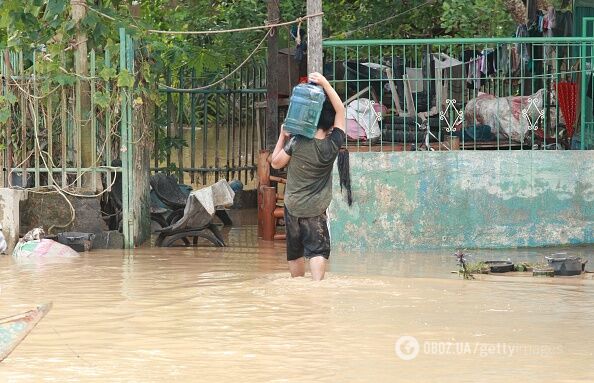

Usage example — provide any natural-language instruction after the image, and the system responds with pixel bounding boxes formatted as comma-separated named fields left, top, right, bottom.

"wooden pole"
left=71, top=0, right=92, bottom=189
left=266, top=0, right=280, bottom=151
left=261, top=186, right=277, bottom=241
left=307, top=0, right=323, bottom=73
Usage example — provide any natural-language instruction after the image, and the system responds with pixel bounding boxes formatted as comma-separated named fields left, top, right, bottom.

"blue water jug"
left=283, top=83, right=326, bottom=138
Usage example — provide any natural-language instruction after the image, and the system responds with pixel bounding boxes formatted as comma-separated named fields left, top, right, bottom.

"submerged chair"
left=104, top=162, right=170, bottom=232
left=150, top=173, right=233, bottom=227
left=151, top=175, right=235, bottom=247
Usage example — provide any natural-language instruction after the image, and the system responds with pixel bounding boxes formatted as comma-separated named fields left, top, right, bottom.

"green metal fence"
left=156, top=62, right=266, bottom=188
left=0, top=28, right=140, bottom=248
left=0, top=48, right=122, bottom=189
left=323, top=36, right=594, bottom=151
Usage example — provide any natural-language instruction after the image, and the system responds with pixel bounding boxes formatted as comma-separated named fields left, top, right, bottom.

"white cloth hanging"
left=346, top=98, right=382, bottom=140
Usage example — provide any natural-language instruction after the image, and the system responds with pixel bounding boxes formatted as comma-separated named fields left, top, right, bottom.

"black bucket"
left=484, top=260, right=515, bottom=273
left=545, top=254, right=585, bottom=276
left=56, top=232, right=95, bottom=252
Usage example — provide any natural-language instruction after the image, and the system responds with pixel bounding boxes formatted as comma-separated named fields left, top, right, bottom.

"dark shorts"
left=284, top=207, right=331, bottom=261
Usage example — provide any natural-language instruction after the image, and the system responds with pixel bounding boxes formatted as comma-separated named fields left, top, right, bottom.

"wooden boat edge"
left=0, top=302, right=53, bottom=362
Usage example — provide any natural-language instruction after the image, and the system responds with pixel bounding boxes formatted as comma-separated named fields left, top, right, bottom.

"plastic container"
left=56, top=232, right=95, bottom=252
left=283, top=83, right=326, bottom=138
left=545, top=254, right=585, bottom=276
left=229, top=179, right=243, bottom=192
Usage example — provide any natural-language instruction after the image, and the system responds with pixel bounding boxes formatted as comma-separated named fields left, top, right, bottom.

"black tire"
left=383, top=119, right=445, bottom=131
left=381, top=130, right=442, bottom=143
left=382, top=124, right=417, bottom=133
left=484, top=261, right=515, bottom=273
left=166, top=209, right=185, bottom=226
left=150, top=214, right=168, bottom=229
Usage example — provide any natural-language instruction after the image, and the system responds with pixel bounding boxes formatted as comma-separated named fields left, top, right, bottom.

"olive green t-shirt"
left=284, top=128, right=346, bottom=218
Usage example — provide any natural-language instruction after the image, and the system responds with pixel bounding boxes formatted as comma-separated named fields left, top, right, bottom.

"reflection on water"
left=1, top=213, right=593, bottom=382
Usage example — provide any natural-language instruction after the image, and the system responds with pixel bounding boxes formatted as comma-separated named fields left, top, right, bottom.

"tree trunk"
left=307, top=0, right=323, bottom=73
left=266, top=0, right=279, bottom=151
left=71, top=0, right=93, bottom=190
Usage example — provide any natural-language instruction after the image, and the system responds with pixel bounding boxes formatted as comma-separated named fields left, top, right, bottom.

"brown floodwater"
left=1, top=212, right=594, bottom=382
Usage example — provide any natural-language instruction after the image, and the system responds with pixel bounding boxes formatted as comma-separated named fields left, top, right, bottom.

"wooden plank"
left=385, top=68, right=404, bottom=116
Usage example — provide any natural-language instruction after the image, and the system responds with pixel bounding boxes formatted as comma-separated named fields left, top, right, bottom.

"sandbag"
left=13, top=239, right=80, bottom=258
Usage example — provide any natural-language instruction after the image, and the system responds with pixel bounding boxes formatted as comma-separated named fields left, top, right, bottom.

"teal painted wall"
left=329, top=151, right=594, bottom=250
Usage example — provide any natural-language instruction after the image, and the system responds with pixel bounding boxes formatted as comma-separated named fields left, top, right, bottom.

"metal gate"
left=155, top=63, right=266, bottom=188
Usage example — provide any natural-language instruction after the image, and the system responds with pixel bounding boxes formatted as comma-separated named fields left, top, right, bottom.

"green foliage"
left=116, top=69, right=135, bottom=88
left=0, top=0, right=518, bottom=167
left=0, top=107, right=11, bottom=124
left=0, top=91, right=16, bottom=124
left=441, top=0, right=515, bottom=37
left=93, top=91, right=111, bottom=109
left=0, top=1, right=517, bottom=81
left=99, top=67, right=117, bottom=81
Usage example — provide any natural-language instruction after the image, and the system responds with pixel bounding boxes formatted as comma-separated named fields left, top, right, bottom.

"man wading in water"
left=271, top=72, right=349, bottom=281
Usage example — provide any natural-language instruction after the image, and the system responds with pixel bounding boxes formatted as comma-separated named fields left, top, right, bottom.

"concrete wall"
left=0, top=189, right=28, bottom=253
left=20, top=193, right=109, bottom=235
left=329, top=151, right=594, bottom=250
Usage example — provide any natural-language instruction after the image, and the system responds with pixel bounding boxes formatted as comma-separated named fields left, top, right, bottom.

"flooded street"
left=1, top=212, right=594, bottom=382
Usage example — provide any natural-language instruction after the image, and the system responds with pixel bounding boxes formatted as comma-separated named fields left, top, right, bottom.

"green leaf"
left=82, top=12, right=99, bottom=29
left=0, top=90, right=15, bottom=105
left=0, top=106, right=11, bottom=124
left=43, top=0, right=67, bottom=20
left=93, top=91, right=111, bottom=109
left=99, top=67, right=117, bottom=81
left=117, top=69, right=135, bottom=88
left=63, top=20, right=76, bottom=32
left=55, top=73, right=76, bottom=86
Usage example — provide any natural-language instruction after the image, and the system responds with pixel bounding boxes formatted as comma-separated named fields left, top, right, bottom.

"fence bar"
left=202, top=92, right=207, bottom=185
left=226, top=69, right=232, bottom=182
left=190, top=70, right=197, bottom=184
left=126, top=32, right=135, bottom=247
left=19, top=51, right=27, bottom=188
left=90, top=49, right=97, bottom=191
left=119, top=27, right=132, bottom=249
left=177, top=67, right=184, bottom=182
left=165, top=69, right=172, bottom=171
left=60, top=53, right=67, bottom=187
left=31, top=52, right=40, bottom=188
left=238, top=67, right=244, bottom=183
left=158, top=87, right=266, bottom=94
left=105, top=47, right=112, bottom=190
left=215, top=88, right=221, bottom=182
left=46, top=87, right=53, bottom=187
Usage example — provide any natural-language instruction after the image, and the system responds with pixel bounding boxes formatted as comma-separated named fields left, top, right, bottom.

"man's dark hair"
left=317, top=98, right=336, bottom=131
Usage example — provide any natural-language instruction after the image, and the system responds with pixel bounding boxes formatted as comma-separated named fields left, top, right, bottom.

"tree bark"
left=266, top=0, right=279, bottom=151
left=71, top=0, right=93, bottom=189
left=307, top=0, right=323, bottom=73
